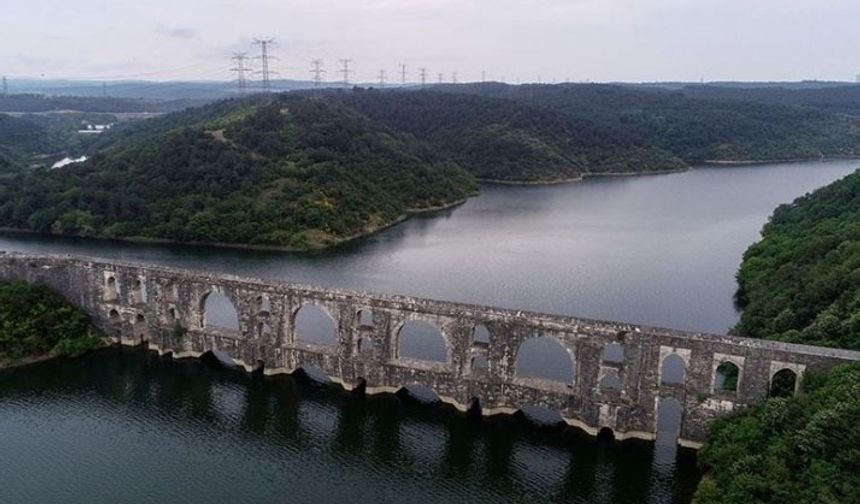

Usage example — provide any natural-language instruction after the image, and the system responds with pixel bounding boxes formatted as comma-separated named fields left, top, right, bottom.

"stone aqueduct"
left=3, top=252, right=859, bottom=448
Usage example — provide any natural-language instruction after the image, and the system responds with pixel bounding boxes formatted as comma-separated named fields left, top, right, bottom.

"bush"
left=733, top=169, right=860, bottom=350
left=694, top=363, right=860, bottom=504
left=0, top=280, right=103, bottom=361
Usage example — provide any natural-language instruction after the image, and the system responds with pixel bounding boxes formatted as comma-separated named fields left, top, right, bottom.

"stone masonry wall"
left=2, top=252, right=858, bottom=447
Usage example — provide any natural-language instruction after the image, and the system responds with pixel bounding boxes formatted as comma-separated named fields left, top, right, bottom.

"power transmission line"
left=437, top=72, right=444, bottom=84
left=1, top=76, right=7, bottom=97
left=102, top=82, right=107, bottom=97
left=399, top=63, right=407, bottom=85
left=419, top=68, right=427, bottom=88
left=231, top=52, right=251, bottom=93
left=451, top=71, right=458, bottom=84
left=310, top=59, right=325, bottom=90
left=377, top=69, right=386, bottom=87
left=338, top=59, right=352, bottom=88
left=253, top=38, right=277, bottom=92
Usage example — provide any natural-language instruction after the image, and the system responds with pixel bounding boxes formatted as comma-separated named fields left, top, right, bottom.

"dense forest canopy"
left=324, top=89, right=685, bottom=182
left=0, top=280, right=103, bottom=362
left=733, top=169, right=860, bottom=350
left=0, top=93, right=196, bottom=114
left=680, top=84, right=860, bottom=117
left=695, top=167, right=860, bottom=502
left=4, top=82, right=860, bottom=177
left=444, top=83, right=860, bottom=162
left=693, top=362, right=860, bottom=504
left=0, top=112, right=117, bottom=170
left=0, top=95, right=476, bottom=250
left=2, top=83, right=860, bottom=249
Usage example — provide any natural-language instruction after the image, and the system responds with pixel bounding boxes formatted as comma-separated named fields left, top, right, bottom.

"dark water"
left=0, top=348, right=700, bottom=504
left=0, top=160, right=857, bottom=503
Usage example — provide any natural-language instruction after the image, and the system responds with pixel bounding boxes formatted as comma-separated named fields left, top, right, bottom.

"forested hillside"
left=694, top=362, right=860, bottom=504
left=694, top=167, right=860, bottom=502
left=0, top=93, right=197, bottom=114
left=327, top=89, right=685, bottom=182
left=681, top=84, right=860, bottom=117
left=0, top=280, right=103, bottom=364
left=733, top=169, right=860, bottom=349
left=0, top=95, right=476, bottom=250
left=0, top=113, right=115, bottom=170
left=4, top=84, right=860, bottom=250
left=446, top=83, right=860, bottom=163
left=0, top=145, right=20, bottom=172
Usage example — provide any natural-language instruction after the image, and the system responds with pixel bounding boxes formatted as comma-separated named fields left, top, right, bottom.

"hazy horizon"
left=3, top=0, right=860, bottom=84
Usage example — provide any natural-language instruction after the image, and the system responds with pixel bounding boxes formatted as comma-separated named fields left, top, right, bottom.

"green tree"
left=0, top=281, right=103, bottom=361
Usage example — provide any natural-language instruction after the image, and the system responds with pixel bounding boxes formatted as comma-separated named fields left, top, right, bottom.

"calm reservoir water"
left=0, top=160, right=857, bottom=503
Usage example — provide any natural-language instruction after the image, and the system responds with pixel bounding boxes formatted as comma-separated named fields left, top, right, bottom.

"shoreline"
left=700, top=155, right=860, bottom=166
left=477, top=166, right=690, bottom=186
left=0, top=352, right=59, bottom=371
left=0, top=339, right=111, bottom=372
left=0, top=156, right=854, bottom=253
left=0, top=197, right=472, bottom=255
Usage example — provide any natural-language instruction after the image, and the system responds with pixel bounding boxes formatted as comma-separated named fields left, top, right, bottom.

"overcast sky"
left=3, top=0, right=859, bottom=83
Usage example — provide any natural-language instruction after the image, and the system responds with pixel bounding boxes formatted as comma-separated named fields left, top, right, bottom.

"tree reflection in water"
left=0, top=348, right=700, bottom=504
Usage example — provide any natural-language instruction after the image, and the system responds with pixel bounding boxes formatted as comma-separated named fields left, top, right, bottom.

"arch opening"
left=397, top=320, right=447, bottom=362
left=134, top=314, right=148, bottom=342
left=253, top=359, right=265, bottom=375
left=600, top=369, right=622, bottom=390
left=514, top=335, right=574, bottom=383
left=398, top=383, right=440, bottom=404
left=518, top=405, right=564, bottom=426
left=467, top=397, right=482, bottom=419
left=257, top=295, right=272, bottom=313
left=715, top=362, right=740, bottom=392
left=168, top=307, right=176, bottom=320
left=598, top=426, right=616, bottom=441
left=352, top=377, right=367, bottom=395
left=294, top=305, right=337, bottom=346
left=357, top=309, right=374, bottom=328
left=295, top=365, right=332, bottom=384
left=472, top=324, right=490, bottom=345
left=132, top=278, right=147, bottom=304
left=108, top=308, right=120, bottom=320
left=602, top=342, right=624, bottom=364
left=660, top=354, right=686, bottom=385
left=470, top=353, right=488, bottom=372
left=164, top=283, right=179, bottom=302
left=203, top=349, right=240, bottom=369
left=202, top=292, right=240, bottom=331
left=257, top=321, right=274, bottom=339
left=105, top=276, right=118, bottom=300
left=770, top=368, right=798, bottom=398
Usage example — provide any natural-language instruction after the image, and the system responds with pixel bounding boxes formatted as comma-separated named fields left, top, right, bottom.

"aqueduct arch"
left=2, top=252, right=859, bottom=448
